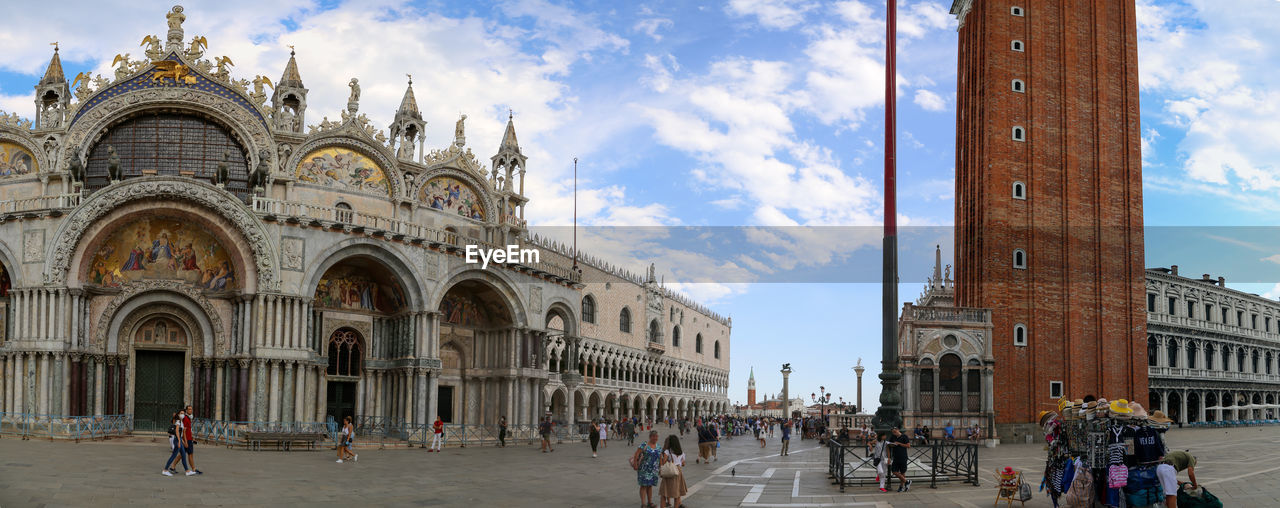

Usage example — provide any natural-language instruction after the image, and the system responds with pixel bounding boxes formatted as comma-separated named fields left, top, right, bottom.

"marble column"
left=427, top=371, right=438, bottom=422
left=282, top=362, right=294, bottom=423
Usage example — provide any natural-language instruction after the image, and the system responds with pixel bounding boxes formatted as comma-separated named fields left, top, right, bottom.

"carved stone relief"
left=91, top=280, right=227, bottom=356
left=281, top=236, right=304, bottom=271
left=23, top=229, right=45, bottom=263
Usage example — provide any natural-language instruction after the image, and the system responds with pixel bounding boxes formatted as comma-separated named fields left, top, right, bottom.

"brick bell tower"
left=950, top=0, right=1147, bottom=430
left=747, top=367, right=757, bottom=406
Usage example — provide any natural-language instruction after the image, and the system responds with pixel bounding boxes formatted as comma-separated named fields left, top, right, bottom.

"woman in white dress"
left=600, top=420, right=609, bottom=449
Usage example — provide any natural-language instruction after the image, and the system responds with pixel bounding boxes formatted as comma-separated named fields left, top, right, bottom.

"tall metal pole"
left=872, top=0, right=903, bottom=435
left=572, top=157, right=578, bottom=270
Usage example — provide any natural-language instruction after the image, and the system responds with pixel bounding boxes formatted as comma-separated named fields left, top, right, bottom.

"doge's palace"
left=0, top=5, right=730, bottom=432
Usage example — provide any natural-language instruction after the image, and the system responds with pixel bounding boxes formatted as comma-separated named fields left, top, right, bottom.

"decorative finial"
left=51, top=42, right=59, bottom=52
left=508, top=107, right=513, bottom=119
left=288, top=44, right=295, bottom=55
left=406, top=73, right=412, bottom=85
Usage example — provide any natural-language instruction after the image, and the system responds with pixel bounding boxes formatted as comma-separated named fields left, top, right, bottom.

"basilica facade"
left=0, top=6, right=730, bottom=431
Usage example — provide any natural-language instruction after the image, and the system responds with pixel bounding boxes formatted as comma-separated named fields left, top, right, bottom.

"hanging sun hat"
left=1074, top=399, right=1086, bottom=417
left=1110, top=399, right=1134, bottom=418
left=1128, top=401, right=1149, bottom=420
left=1038, top=410, right=1059, bottom=427
left=1148, top=410, right=1173, bottom=425
left=1095, top=398, right=1110, bottom=418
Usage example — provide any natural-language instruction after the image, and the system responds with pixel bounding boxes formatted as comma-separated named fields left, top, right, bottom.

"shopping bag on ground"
left=1177, top=487, right=1223, bottom=508
left=1018, top=482, right=1033, bottom=501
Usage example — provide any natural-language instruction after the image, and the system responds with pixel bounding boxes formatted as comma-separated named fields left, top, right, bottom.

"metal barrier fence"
left=190, top=418, right=340, bottom=448
left=828, top=439, right=980, bottom=492
left=346, top=416, right=589, bottom=448
left=0, top=413, right=133, bottom=441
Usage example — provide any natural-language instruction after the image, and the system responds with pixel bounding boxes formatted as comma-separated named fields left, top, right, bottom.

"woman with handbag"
left=590, top=419, right=601, bottom=458
left=659, top=434, right=687, bottom=508
left=631, top=430, right=662, bottom=508
left=871, top=432, right=889, bottom=492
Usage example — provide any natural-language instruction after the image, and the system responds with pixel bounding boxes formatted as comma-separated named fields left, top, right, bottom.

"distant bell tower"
left=950, top=0, right=1146, bottom=428
left=747, top=366, right=756, bottom=406
left=34, top=45, right=69, bottom=130
left=270, top=48, right=307, bottom=133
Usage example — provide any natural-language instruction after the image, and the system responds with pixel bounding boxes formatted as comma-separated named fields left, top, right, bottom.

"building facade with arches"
left=1145, top=267, right=1280, bottom=424
left=0, top=6, right=730, bottom=431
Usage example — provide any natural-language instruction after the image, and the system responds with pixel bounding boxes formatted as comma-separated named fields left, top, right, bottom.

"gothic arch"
left=0, top=128, right=51, bottom=177
left=430, top=267, right=528, bottom=328
left=288, top=133, right=404, bottom=199
left=0, top=238, right=23, bottom=288
left=45, top=177, right=278, bottom=291
left=544, top=297, right=579, bottom=337
left=63, top=88, right=273, bottom=179
left=415, top=166, right=495, bottom=223
left=98, top=283, right=222, bottom=357
left=302, top=238, right=425, bottom=311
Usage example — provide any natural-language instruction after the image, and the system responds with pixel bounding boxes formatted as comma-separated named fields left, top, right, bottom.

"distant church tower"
left=747, top=367, right=756, bottom=406
left=950, top=0, right=1146, bottom=428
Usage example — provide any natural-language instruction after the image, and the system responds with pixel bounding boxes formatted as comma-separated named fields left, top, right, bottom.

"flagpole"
left=873, top=0, right=903, bottom=435
left=573, top=157, right=578, bottom=271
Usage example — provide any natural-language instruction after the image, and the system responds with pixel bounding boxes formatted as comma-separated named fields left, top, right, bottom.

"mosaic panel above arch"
left=0, top=141, right=37, bottom=178
left=87, top=216, right=238, bottom=290
left=421, top=176, right=486, bottom=220
left=295, top=146, right=389, bottom=195
left=314, top=258, right=407, bottom=314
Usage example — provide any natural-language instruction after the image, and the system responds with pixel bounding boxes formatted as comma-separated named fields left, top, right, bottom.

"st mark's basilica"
left=0, top=6, right=731, bottom=432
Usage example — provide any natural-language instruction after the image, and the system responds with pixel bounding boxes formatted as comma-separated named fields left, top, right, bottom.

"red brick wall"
left=953, top=0, right=1147, bottom=424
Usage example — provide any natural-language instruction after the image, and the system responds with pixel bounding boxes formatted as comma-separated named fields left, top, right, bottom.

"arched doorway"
left=436, top=277, right=517, bottom=426
left=131, top=315, right=190, bottom=430
left=324, top=328, right=364, bottom=424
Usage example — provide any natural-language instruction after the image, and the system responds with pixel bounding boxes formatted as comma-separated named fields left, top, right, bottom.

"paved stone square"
left=1, top=426, right=1279, bottom=507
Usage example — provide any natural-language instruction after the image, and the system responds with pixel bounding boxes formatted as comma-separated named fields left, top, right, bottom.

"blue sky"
left=4, top=0, right=1280, bottom=411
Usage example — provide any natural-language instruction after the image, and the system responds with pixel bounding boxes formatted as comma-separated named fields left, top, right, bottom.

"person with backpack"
left=659, top=434, right=687, bottom=508
left=780, top=419, right=792, bottom=456
left=162, top=409, right=195, bottom=476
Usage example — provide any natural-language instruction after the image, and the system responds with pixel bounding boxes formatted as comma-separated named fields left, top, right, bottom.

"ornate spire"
left=749, top=366, right=755, bottom=381
left=40, top=45, right=66, bottom=85
left=278, top=47, right=304, bottom=88
left=397, top=76, right=420, bottom=118
left=499, top=110, right=520, bottom=152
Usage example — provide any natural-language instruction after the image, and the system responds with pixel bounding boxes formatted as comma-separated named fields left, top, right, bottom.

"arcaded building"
left=0, top=6, right=730, bottom=431
left=950, top=0, right=1147, bottom=433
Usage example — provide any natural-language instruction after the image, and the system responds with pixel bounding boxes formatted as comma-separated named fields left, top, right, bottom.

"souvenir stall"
left=1037, top=398, right=1174, bottom=507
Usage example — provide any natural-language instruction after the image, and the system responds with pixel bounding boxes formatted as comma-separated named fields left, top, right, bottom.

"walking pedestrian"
left=659, top=434, right=687, bottom=508
left=182, top=405, right=203, bottom=474
left=337, top=415, right=351, bottom=463
left=627, top=419, right=637, bottom=446
left=755, top=420, right=766, bottom=448
left=780, top=419, right=792, bottom=456
left=601, top=419, right=609, bottom=449
left=888, top=427, right=912, bottom=492
left=343, top=416, right=358, bottom=462
left=162, top=409, right=195, bottom=476
left=498, top=416, right=508, bottom=447
left=872, top=432, right=889, bottom=492
left=539, top=416, right=554, bottom=452
left=590, top=418, right=601, bottom=458
left=631, top=430, right=662, bottom=508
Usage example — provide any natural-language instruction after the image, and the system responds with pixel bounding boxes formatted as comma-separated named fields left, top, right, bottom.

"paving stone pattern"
left=1, top=426, right=1279, bottom=507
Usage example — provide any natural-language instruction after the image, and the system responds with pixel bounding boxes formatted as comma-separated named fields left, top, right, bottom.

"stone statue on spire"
left=347, top=78, right=360, bottom=113
left=454, top=114, right=467, bottom=147
left=165, top=6, right=186, bottom=50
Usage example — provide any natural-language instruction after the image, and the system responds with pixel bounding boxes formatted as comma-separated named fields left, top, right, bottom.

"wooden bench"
left=242, top=431, right=328, bottom=451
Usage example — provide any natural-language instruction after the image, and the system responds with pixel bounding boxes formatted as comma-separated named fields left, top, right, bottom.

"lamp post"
left=873, top=0, right=904, bottom=436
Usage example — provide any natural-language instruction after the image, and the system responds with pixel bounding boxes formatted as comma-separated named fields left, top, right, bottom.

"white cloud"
left=726, top=0, right=817, bottom=30
left=1137, top=0, right=1280, bottom=196
left=1262, top=254, right=1280, bottom=265
left=633, top=18, right=674, bottom=41
left=913, top=89, right=945, bottom=111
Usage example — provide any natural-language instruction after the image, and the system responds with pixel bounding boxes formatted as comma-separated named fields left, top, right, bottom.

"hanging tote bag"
left=660, top=453, right=680, bottom=479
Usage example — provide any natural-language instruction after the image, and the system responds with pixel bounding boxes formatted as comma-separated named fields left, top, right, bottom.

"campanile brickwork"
left=950, top=0, right=1147, bottom=425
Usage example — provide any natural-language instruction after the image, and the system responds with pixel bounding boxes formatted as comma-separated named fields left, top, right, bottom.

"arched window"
left=1267, top=352, right=1273, bottom=375
left=1237, top=348, right=1246, bottom=372
left=1147, top=336, right=1159, bottom=367
left=696, top=333, right=703, bottom=353
left=1168, top=339, right=1179, bottom=368
left=1012, top=126, right=1026, bottom=141
left=672, top=326, right=681, bottom=347
left=1013, top=249, right=1027, bottom=269
left=714, top=340, right=721, bottom=359
left=1252, top=350, right=1260, bottom=373
left=649, top=320, right=661, bottom=343
left=1014, top=323, right=1028, bottom=346
left=1011, top=40, right=1024, bottom=52
left=919, top=357, right=935, bottom=411
left=327, top=328, right=364, bottom=377
left=939, top=354, right=962, bottom=392
left=966, top=358, right=981, bottom=398
left=1012, top=79, right=1025, bottom=93
left=1187, top=342, right=1198, bottom=369
left=619, top=307, right=632, bottom=333
left=1012, top=181, right=1026, bottom=199
left=581, top=295, right=596, bottom=324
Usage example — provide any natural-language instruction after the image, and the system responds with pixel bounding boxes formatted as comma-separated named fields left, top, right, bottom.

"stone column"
left=282, top=362, right=294, bottom=423
left=427, top=371, right=438, bottom=422
left=314, top=366, right=326, bottom=422
left=214, top=361, right=225, bottom=420
left=781, top=366, right=791, bottom=419
left=1179, top=390, right=1188, bottom=424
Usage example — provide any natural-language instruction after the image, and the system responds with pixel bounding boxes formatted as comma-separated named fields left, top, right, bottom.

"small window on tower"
left=1012, top=181, right=1026, bottom=200
left=1011, top=6, right=1024, bottom=16
left=1011, top=40, right=1025, bottom=52
left=1012, top=79, right=1025, bottom=93
left=1049, top=381, right=1063, bottom=399
left=1012, top=126, right=1026, bottom=141
left=1014, top=324, right=1028, bottom=346
left=1013, top=249, right=1027, bottom=269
